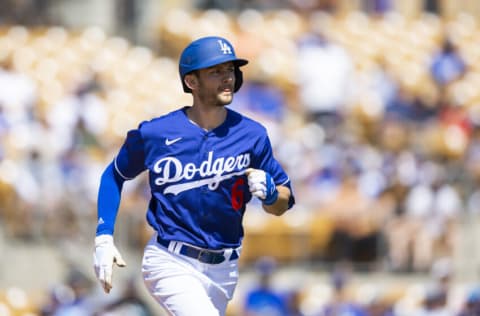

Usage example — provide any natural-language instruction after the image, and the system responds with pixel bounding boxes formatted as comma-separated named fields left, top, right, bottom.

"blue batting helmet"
left=179, top=36, right=248, bottom=93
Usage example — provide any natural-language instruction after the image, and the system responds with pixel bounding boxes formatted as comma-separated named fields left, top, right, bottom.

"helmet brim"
left=181, top=57, right=248, bottom=77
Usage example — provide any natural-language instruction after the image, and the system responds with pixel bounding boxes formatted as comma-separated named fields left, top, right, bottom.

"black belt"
left=157, top=236, right=236, bottom=264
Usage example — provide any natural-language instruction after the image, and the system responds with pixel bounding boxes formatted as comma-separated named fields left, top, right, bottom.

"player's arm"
left=94, top=161, right=127, bottom=294
left=247, top=128, right=295, bottom=215
left=261, top=185, right=291, bottom=216
left=96, top=162, right=125, bottom=235
left=94, top=128, right=146, bottom=294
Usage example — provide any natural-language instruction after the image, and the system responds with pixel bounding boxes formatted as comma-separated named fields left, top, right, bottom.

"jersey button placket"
left=200, top=133, right=210, bottom=193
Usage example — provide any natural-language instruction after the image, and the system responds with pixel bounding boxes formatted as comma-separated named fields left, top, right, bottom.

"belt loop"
left=223, top=248, right=233, bottom=261
left=168, top=241, right=177, bottom=253
left=174, top=242, right=183, bottom=254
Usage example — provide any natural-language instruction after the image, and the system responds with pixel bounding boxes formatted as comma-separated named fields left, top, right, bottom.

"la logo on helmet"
left=218, top=40, right=232, bottom=54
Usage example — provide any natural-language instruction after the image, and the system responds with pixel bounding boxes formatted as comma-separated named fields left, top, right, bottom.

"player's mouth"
left=220, top=86, right=233, bottom=93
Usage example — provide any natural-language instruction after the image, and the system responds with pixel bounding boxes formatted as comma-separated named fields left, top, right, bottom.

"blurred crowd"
left=1, top=1, right=480, bottom=315
left=2, top=256, right=479, bottom=316
left=236, top=257, right=480, bottom=316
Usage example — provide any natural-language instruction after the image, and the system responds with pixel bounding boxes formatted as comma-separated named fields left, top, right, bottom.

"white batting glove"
left=246, top=168, right=278, bottom=205
left=93, top=234, right=126, bottom=293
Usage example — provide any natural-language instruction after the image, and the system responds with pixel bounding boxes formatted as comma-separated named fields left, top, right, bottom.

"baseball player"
left=93, top=36, right=295, bottom=316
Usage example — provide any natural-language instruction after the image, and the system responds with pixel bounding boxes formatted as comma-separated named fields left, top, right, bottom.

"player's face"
left=195, top=62, right=235, bottom=106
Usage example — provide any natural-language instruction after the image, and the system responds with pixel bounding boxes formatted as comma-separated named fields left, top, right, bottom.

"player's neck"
left=186, top=105, right=227, bottom=131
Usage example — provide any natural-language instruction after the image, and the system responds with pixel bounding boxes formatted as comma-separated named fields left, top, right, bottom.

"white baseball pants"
left=142, top=234, right=240, bottom=316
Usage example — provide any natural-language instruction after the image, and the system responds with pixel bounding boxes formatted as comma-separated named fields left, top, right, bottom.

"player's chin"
left=217, top=92, right=233, bottom=105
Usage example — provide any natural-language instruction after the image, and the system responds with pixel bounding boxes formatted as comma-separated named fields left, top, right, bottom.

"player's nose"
left=222, top=71, right=234, bottom=83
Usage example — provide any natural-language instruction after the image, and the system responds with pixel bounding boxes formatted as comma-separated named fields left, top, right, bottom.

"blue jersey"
left=114, top=106, right=294, bottom=249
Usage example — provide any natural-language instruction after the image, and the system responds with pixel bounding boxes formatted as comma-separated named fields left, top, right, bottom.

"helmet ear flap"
left=234, top=67, right=243, bottom=92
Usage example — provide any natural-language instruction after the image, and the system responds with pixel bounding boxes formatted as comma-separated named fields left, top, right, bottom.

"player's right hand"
left=93, top=234, right=126, bottom=293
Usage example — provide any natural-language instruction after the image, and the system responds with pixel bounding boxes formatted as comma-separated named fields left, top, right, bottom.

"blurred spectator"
left=385, top=85, right=437, bottom=123
left=284, top=288, right=305, bottom=316
left=0, top=105, right=7, bottom=171
left=362, top=0, right=394, bottom=16
left=195, top=0, right=243, bottom=10
left=322, top=174, right=389, bottom=266
left=436, top=98, right=472, bottom=158
left=295, top=30, right=354, bottom=135
left=289, top=0, right=338, bottom=13
left=385, top=158, right=461, bottom=272
left=242, top=257, right=289, bottom=316
left=458, top=286, right=480, bottom=316
left=0, top=0, right=52, bottom=25
left=40, top=284, right=75, bottom=316
left=50, top=268, right=97, bottom=316
left=2, top=149, right=52, bottom=240
left=0, top=105, right=9, bottom=141
left=357, top=57, right=399, bottom=121
left=429, top=36, right=466, bottom=89
left=364, top=294, right=396, bottom=316
left=317, top=265, right=367, bottom=316
left=413, top=283, right=452, bottom=316
left=116, top=0, right=139, bottom=42
left=195, top=0, right=289, bottom=11
left=46, top=70, right=106, bottom=155
left=424, top=0, right=441, bottom=14
left=0, top=57, right=37, bottom=125
left=430, top=257, right=453, bottom=293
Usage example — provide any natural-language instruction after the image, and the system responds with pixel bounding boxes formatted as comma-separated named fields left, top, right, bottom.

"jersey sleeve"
left=114, top=127, right=147, bottom=180
left=252, top=131, right=295, bottom=209
left=96, top=162, right=125, bottom=236
left=96, top=126, right=147, bottom=236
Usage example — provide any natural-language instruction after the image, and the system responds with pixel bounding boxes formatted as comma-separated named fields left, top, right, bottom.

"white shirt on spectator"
left=296, top=35, right=354, bottom=114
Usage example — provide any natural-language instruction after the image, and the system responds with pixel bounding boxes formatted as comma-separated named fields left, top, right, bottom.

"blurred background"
left=1, top=0, right=480, bottom=315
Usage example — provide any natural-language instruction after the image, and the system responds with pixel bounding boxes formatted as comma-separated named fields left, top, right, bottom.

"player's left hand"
left=93, top=234, right=126, bottom=294
left=245, top=168, right=278, bottom=205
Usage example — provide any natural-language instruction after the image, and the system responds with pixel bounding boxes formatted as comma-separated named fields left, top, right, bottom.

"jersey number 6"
left=231, top=178, right=245, bottom=211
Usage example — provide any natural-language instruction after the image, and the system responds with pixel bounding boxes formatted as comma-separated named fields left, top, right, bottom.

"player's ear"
left=184, top=73, right=197, bottom=91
